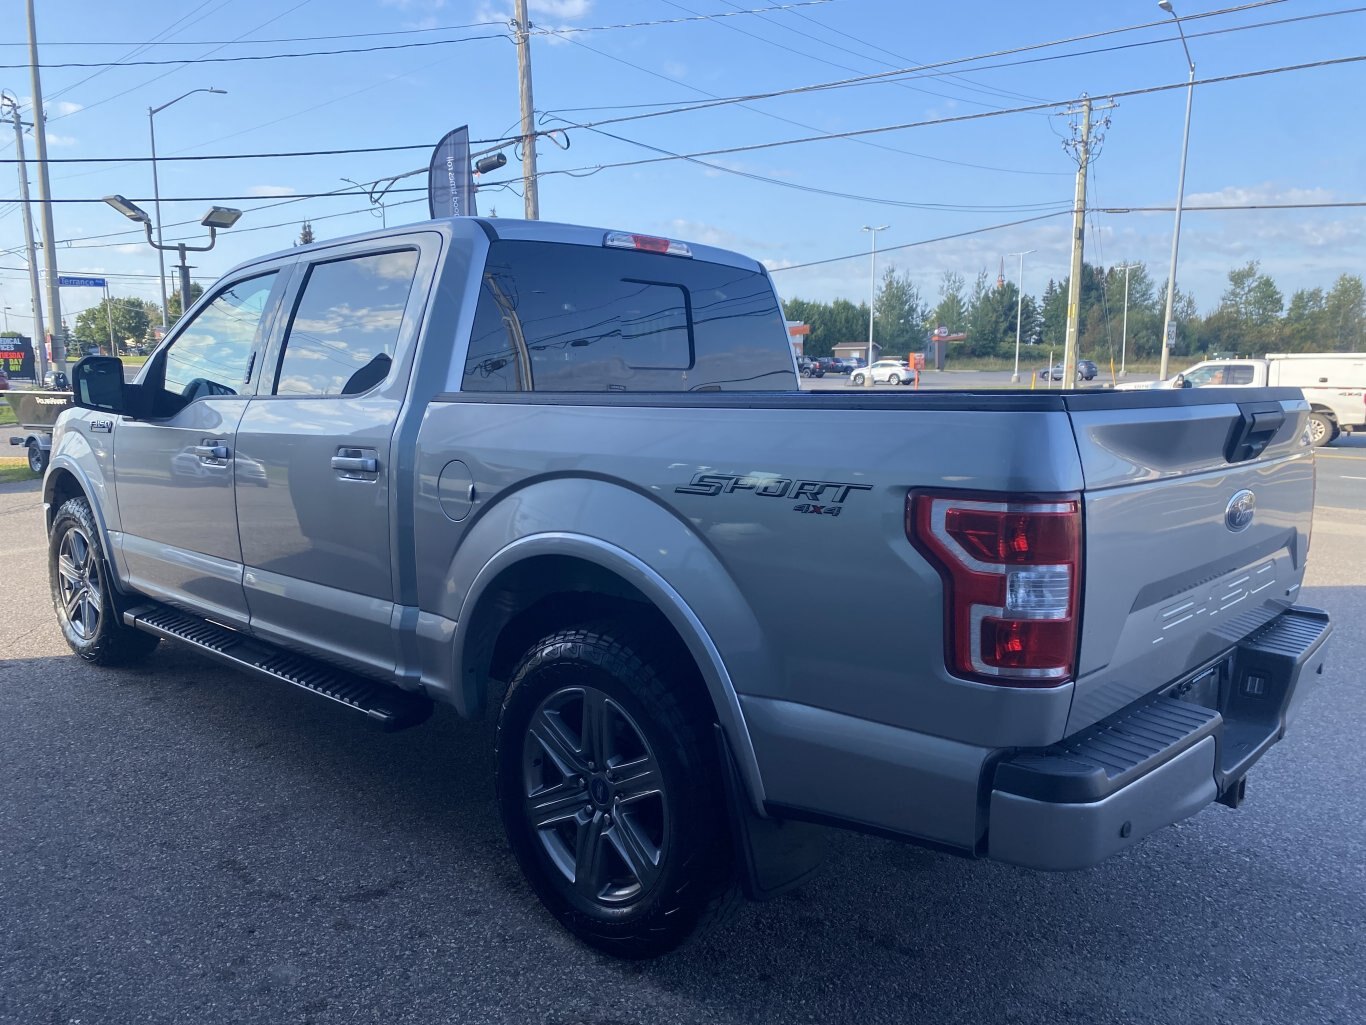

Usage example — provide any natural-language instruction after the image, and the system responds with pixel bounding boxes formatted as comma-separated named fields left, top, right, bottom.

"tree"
left=1323, top=273, right=1365, bottom=350
left=873, top=266, right=928, bottom=355
left=964, top=270, right=1014, bottom=357
left=931, top=271, right=967, bottom=333
left=295, top=220, right=315, bottom=246
left=72, top=296, right=151, bottom=356
left=167, top=283, right=206, bottom=322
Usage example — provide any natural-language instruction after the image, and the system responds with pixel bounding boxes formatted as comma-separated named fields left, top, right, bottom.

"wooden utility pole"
left=1060, top=95, right=1114, bottom=383
left=26, top=0, right=66, bottom=374
left=513, top=0, right=540, bottom=220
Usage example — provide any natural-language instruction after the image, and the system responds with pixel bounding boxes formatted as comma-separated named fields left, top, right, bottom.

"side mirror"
left=72, top=356, right=128, bottom=414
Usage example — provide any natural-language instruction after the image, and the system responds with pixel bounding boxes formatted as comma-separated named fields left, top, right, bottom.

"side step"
left=124, top=602, right=433, bottom=732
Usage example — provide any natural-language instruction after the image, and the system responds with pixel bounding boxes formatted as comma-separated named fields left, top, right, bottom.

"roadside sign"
left=57, top=275, right=107, bottom=288
left=0, top=336, right=36, bottom=380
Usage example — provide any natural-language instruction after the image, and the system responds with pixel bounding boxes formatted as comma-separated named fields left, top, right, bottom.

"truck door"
left=234, top=236, right=436, bottom=677
left=114, top=270, right=287, bottom=629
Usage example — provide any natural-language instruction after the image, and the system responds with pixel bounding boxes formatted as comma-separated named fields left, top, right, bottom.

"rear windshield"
left=461, top=239, right=795, bottom=392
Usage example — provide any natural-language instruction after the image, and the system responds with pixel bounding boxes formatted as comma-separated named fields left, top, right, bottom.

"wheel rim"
left=853, top=374, right=864, bottom=385
left=522, top=685, right=668, bottom=906
left=1309, top=417, right=1327, bottom=444
left=28, top=446, right=42, bottom=473
left=56, top=526, right=101, bottom=642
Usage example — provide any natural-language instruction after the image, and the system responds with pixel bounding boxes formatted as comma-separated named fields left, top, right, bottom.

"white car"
left=850, top=359, right=912, bottom=386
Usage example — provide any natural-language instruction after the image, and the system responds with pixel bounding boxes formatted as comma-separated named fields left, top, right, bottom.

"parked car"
left=815, top=356, right=844, bottom=374
left=796, top=356, right=824, bottom=378
left=50, top=216, right=1331, bottom=958
left=850, top=359, right=912, bottom=386
left=0, top=369, right=9, bottom=391
left=1038, top=362, right=1097, bottom=382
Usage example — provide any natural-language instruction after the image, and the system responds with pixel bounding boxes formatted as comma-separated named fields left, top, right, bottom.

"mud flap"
left=715, top=725, right=827, bottom=900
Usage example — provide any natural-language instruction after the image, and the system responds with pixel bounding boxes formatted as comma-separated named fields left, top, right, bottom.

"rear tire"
left=1307, top=412, right=1335, bottom=447
left=27, top=442, right=47, bottom=475
left=496, top=621, right=736, bottom=958
left=49, top=497, right=160, bottom=665
left=888, top=373, right=901, bottom=385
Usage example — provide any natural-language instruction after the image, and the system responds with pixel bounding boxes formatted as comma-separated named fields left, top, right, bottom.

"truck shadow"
left=2, top=584, right=1360, bottom=1024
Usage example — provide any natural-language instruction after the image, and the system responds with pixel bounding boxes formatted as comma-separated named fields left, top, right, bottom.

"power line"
left=534, top=55, right=1366, bottom=180
left=0, top=20, right=506, bottom=48
left=1, top=3, right=840, bottom=69
left=768, top=213, right=1073, bottom=272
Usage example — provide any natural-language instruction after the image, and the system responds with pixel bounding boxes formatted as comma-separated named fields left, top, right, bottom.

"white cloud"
left=45, top=134, right=77, bottom=147
left=247, top=185, right=296, bottom=197
left=662, top=60, right=687, bottom=80
left=530, top=0, right=591, bottom=17
left=53, top=101, right=83, bottom=116
left=1185, top=182, right=1336, bottom=208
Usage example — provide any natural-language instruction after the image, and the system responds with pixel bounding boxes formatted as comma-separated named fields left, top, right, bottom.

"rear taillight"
left=907, top=491, right=1082, bottom=686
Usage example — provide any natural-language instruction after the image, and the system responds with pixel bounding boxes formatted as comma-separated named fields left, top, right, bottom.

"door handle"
left=332, top=455, right=378, bottom=473
left=194, top=444, right=229, bottom=460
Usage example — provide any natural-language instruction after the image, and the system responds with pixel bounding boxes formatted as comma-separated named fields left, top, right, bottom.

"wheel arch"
left=454, top=534, right=769, bottom=811
left=43, top=462, right=128, bottom=593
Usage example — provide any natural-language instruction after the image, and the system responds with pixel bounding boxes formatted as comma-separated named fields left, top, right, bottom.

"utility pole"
left=861, top=225, right=888, bottom=386
left=1116, top=263, right=1140, bottom=379
left=513, top=0, right=540, bottom=219
left=2, top=92, right=48, bottom=383
left=26, top=0, right=67, bottom=375
left=1008, top=249, right=1035, bottom=384
left=1059, top=94, right=1113, bottom=384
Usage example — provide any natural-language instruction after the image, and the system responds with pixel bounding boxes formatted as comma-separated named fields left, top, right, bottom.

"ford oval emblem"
left=1225, top=489, right=1256, bottom=532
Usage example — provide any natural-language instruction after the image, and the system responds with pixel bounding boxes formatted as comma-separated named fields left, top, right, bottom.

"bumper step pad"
left=994, top=697, right=1219, bottom=804
left=124, top=603, right=433, bottom=732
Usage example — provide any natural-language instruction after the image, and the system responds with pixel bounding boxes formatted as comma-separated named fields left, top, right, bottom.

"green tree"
left=295, top=220, right=315, bottom=246
left=167, top=283, right=205, bottom=322
left=931, top=271, right=967, bottom=333
left=873, top=266, right=928, bottom=355
left=1323, top=273, right=1365, bottom=350
left=72, top=296, right=151, bottom=356
left=1282, top=287, right=1326, bottom=352
left=964, top=271, right=1015, bottom=357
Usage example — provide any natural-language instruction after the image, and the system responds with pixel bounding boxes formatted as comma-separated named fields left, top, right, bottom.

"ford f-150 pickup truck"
left=47, top=218, right=1332, bottom=957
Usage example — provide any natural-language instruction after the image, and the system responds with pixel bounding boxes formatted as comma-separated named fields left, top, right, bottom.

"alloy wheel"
left=56, top=526, right=101, bottom=641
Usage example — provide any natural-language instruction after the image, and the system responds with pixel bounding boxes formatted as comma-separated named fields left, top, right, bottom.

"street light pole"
left=1116, top=263, right=1140, bottom=378
left=26, top=0, right=67, bottom=375
left=1008, top=249, right=1035, bottom=384
left=861, top=225, right=888, bottom=387
left=149, top=88, right=225, bottom=329
left=1158, top=0, right=1194, bottom=382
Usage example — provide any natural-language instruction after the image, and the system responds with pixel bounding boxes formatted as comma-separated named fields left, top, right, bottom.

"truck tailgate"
left=1064, top=389, right=1315, bottom=733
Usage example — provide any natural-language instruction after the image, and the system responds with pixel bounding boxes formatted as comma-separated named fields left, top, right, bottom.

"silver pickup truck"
left=48, top=218, right=1332, bottom=957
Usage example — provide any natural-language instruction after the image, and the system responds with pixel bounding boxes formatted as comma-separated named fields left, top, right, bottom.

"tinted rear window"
left=461, top=239, right=794, bottom=392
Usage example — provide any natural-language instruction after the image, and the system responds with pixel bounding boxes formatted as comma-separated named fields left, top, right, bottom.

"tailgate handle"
left=1225, top=402, right=1286, bottom=463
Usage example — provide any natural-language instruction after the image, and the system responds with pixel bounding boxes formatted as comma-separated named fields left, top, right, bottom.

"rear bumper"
left=987, top=606, right=1332, bottom=870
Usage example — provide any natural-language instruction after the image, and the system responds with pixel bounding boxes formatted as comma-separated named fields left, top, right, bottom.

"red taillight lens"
left=907, top=491, right=1082, bottom=686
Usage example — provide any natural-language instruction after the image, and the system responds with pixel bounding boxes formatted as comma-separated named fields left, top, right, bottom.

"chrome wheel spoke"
left=527, top=781, right=588, bottom=830
left=57, top=554, right=81, bottom=587
left=606, top=813, right=662, bottom=892
left=572, top=812, right=609, bottom=898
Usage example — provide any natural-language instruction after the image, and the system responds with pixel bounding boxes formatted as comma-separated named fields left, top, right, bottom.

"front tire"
left=851, top=373, right=865, bottom=386
left=496, top=622, right=735, bottom=958
left=49, top=497, right=159, bottom=665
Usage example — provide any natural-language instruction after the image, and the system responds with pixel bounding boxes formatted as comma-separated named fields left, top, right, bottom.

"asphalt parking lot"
left=1, top=447, right=1362, bottom=1025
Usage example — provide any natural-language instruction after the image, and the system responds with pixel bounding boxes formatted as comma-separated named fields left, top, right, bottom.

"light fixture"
left=200, top=206, right=243, bottom=230
left=475, top=152, right=508, bottom=175
left=102, top=195, right=151, bottom=223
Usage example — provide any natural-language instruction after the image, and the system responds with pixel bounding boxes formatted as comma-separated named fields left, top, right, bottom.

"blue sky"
left=2, top=0, right=1364, bottom=335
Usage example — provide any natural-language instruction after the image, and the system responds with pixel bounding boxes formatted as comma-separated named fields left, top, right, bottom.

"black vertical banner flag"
left=428, top=126, right=476, bottom=218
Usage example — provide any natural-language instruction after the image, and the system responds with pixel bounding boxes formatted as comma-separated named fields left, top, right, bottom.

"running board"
left=123, top=602, right=433, bottom=732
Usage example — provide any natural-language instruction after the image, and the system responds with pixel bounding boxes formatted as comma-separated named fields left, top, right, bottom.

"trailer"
left=6, top=389, right=74, bottom=473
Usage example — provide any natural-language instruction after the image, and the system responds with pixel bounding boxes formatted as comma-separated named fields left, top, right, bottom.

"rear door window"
left=461, top=240, right=792, bottom=392
left=273, top=249, right=419, bottom=397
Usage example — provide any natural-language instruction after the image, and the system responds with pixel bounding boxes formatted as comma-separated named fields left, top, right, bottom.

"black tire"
left=49, top=496, right=159, bottom=665
left=887, top=373, right=901, bottom=386
left=1306, top=412, right=1335, bottom=447
left=27, top=442, right=47, bottom=475
left=496, top=621, right=736, bottom=958
left=851, top=373, right=865, bottom=386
